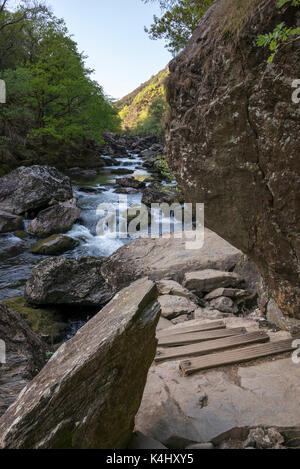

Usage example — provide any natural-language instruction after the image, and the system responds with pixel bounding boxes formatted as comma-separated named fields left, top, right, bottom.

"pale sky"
left=48, top=0, right=172, bottom=100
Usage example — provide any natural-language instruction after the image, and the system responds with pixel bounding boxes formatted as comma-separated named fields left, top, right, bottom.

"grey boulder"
left=101, top=229, right=242, bottom=293
left=25, top=256, right=112, bottom=307
left=28, top=198, right=81, bottom=238
left=183, top=270, right=242, bottom=295
left=209, top=297, right=238, bottom=314
left=0, top=278, right=161, bottom=449
left=0, top=210, right=24, bottom=233
left=0, top=166, right=73, bottom=215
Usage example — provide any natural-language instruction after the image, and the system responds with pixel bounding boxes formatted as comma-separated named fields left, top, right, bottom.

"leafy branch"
left=257, top=0, right=300, bottom=63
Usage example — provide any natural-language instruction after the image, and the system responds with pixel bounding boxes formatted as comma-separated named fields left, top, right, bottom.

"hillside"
left=116, top=66, right=169, bottom=135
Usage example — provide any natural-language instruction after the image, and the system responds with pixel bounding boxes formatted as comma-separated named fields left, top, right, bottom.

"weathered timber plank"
left=158, top=327, right=246, bottom=347
left=180, top=338, right=299, bottom=376
left=155, top=331, right=269, bottom=362
left=157, top=320, right=226, bottom=339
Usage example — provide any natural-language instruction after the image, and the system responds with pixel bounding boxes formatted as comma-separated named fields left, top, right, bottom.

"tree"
left=0, top=1, right=120, bottom=171
left=143, top=0, right=213, bottom=54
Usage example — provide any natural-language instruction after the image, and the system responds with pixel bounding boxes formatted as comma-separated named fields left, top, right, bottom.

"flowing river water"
left=0, top=150, right=181, bottom=305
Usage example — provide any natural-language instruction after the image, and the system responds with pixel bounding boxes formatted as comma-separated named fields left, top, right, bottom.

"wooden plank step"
left=158, top=327, right=246, bottom=348
left=180, top=338, right=299, bottom=376
left=155, top=331, right=269, bottom=363
left=157, top=320, right=226, bottom=339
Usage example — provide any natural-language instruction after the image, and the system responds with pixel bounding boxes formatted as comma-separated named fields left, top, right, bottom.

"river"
left=0, top=149, right=181, bottom=303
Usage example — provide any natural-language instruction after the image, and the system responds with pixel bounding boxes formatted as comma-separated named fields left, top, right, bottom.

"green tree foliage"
left=132, top=97, right=167, bottom=137
left=257, top=0, right=300, bottom=62
left=118, top=67, right=168, bottom=136
left=143, top=0, right=213, bottom=54
left=0, top=0, right=120, bottom=171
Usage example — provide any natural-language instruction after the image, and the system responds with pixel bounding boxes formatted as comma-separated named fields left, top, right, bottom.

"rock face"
left=0, top=278, right=160, bottom=449
left=101, top=229, right=242, bottom=293
left=165, top=0, right=300, bottom=318
left=0, top=304, right=48, bottom=417
left=28, top=199, right=81, bottom=237
left=0, top=210, right=24, bottom=233
left=0, top=166, right=73, bottom=215
left=25, top=257, right=112, bottom=307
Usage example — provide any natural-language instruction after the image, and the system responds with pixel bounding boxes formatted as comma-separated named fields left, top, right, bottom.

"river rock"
left=0, top=241, right=26, bottom=261
left=28, top=199, right=81, bottom=237
left=142, top=183, right=183, bottom=206
left=30, top=234, right=79, bottom=255
left=25, top=256, right=113, bottom=307
left=209, top=297, right=238, bottom=314
left=0, top=278, right=160, bottom=449
left=3, top=296, right=66, bottom=345
left=158, top=295, right=197, bottom=320
left=101, top=229, right=242, bottom=293
left=0, top=210, right=24, bottom=233
left=0, top=166, right=73, bottom=215
left=116, top=177, right=146, bottom=190
left=0, top=303, right=48, bottom=417
left=111, top=168, right=135, bottom=175
left=165, top=0, right=300, bottom=317
left=183, top=270, right=242, bottom=295
left=114, top=187, right=139, bottom=195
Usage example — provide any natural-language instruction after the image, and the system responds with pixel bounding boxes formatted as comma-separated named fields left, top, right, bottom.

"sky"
left=47, top=0, right=171, bottom=100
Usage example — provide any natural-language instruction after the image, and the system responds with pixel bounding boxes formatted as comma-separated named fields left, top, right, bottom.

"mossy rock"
left=14, top=230, right=31, bottom=240
left=30, top=234, right=79, bottom=255
left=3, top=297, right=67, bottom=344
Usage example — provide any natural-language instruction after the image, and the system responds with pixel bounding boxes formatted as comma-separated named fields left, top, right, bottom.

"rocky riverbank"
left=0, top=132, right=299, bottom=449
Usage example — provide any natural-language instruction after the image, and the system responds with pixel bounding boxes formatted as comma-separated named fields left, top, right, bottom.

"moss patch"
left=3, top=297, right=67, bottom=345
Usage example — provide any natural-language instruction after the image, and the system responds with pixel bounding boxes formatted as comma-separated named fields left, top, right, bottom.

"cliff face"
left=165, top=0, right=300, bottom=318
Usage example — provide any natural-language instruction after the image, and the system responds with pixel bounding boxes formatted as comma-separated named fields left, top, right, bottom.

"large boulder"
left=101, top=229, right=242, bottom=293
left=0, top=210, right=24, bottom=234
left=25, top=257, right=113, bottom=307
left=165, top=0, right=300, bottom=318
left=28, top=199, right=81, bottom=237
left=0, top=166, right=73, bottom=215
left=0, top=278, right=160, bottom=449
left=0, top=304, right=48, bottom=417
